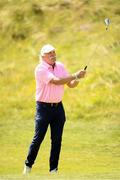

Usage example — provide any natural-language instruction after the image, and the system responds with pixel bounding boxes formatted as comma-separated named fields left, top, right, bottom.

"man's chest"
left=48, top=66, right=64, bottom=78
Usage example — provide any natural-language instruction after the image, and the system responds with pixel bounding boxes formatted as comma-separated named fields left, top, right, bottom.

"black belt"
left=37, top=101, right=62, bottom=107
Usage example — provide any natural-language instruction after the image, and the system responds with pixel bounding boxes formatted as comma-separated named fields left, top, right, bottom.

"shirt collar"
left=41, top=60, right=56, bottom=69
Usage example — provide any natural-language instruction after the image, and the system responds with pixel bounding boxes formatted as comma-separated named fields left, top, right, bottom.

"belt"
left=37, top=101, right=61, bottom=107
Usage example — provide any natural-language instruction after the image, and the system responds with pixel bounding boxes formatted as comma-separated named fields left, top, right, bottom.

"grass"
left=0, top=0, right=120, bottom=179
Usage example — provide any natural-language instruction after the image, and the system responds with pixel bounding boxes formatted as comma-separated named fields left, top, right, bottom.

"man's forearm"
left=50, top=75, right=76, bottom=85
left=67, top=80, right=79, bottom=88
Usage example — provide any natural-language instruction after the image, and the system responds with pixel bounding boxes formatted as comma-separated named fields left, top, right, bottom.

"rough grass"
left=0, top=0, right=120, bottom=179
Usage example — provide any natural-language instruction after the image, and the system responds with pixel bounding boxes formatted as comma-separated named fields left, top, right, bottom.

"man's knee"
left=51, top=137, right=62, bottom=146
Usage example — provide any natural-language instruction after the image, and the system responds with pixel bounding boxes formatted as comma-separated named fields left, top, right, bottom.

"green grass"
left=0, top=0, right=120, bottom=179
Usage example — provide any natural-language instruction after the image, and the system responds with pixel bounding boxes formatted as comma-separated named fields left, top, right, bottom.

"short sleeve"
left=35, top=69, right=55, bottom=84
left=59, top=62, right=69, bottom=77
left=62, top=66, right=69, bottom=77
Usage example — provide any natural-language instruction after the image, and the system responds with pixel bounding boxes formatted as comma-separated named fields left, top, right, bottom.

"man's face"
left=43, top=50, right=56, bottom=65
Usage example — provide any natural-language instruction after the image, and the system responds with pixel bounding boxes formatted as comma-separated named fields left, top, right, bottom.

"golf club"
left=84, top=18, right=111, bottom=70
left=105, top=18, right=111, bottom=30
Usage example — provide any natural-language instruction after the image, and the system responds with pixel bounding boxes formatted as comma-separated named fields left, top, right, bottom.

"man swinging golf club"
left=23, top=44, right=86, bottom=174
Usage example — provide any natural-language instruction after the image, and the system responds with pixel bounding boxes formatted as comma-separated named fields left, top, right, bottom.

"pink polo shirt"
left=35, top=61, right=69, bottom=103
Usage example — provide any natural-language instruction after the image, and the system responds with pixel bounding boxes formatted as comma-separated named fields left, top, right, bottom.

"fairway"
left=0, top=0, right=120, bottom=179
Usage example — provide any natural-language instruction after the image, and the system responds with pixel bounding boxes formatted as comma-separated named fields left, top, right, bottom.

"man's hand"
left=74, top=70, right=86, bottom=79
left=67, top=70, right=86, bottom=88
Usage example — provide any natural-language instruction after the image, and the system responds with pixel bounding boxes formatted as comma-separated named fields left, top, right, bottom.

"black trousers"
left=25, top=101, right=66, bottom=171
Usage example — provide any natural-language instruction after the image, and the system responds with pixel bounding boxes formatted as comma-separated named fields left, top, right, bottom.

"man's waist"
left=36, top=101, right=62, bottom=107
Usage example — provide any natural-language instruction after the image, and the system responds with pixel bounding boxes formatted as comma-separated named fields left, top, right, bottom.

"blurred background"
left=0, top=0, right=120, bottom=179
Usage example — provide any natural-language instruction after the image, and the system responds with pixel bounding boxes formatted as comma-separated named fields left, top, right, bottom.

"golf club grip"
left=84, top=66, right=87, bottom=70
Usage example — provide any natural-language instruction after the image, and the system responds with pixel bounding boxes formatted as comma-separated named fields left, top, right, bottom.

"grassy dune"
left=0, top=0, right=120, bottom=179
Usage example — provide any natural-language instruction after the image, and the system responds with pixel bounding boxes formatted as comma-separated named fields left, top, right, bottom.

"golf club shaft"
left=84, top=43, right=99, bottom=70
left=84, top=18, right=110, bottom=70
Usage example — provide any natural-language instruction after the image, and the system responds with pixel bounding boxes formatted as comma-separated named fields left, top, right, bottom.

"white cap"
left=40, top=44, right=55, bottom=56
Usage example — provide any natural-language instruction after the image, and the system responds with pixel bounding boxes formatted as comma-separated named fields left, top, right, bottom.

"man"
left=23, top=44, right=86, bottom=174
